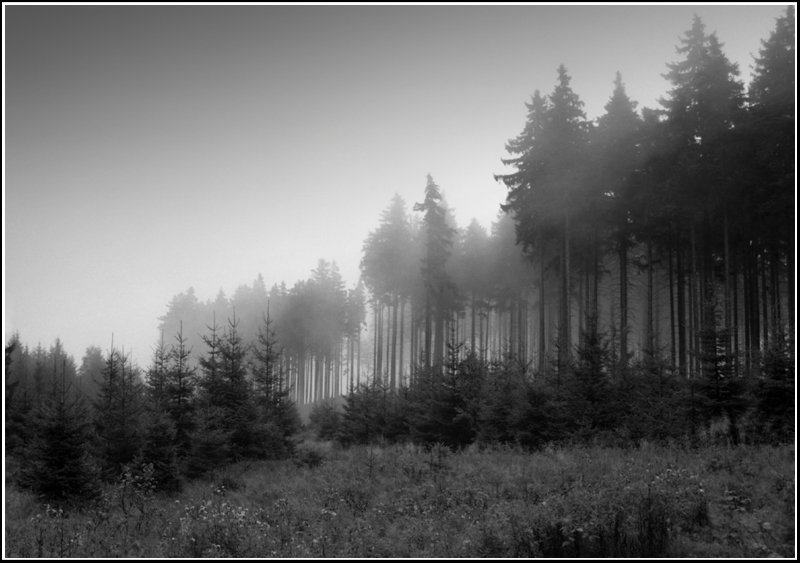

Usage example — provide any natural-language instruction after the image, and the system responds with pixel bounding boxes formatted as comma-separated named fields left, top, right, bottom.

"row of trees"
left=153, top=10, right=793, bottom=406
left=5, top=313, right=300, bottom=502
left=317, top=10, right=794, bottom=449
left=157, top=263, right=367, bottom=406
left=496, top=11, right=794, bottom=382
left=312, top=333, right=792, bottom=450
left=359, top=9, right=794, bottom=386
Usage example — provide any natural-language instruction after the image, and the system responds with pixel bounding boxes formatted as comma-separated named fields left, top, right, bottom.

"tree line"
left=323, top=10, right=794, bottom=447
left=5, top=309, right=300, bottom=502
left=151, top=10, right=795, bottom=407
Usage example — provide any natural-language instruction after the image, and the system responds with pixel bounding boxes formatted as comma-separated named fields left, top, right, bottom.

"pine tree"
left=5, top=335, right=33, bottom=455
left=361, top=195, right=416, bottom=387
left=20, top=360, right=98, bottom=502
left=414, top=175, right=456, bottom=372
left=145, top=334, right=170, bottom=409
left=251, top=310, right=301, bottom=458
left=547, top=65, right=590, bottom=374
left=138, top=409, right=180, bottom=492
left=93, top=348, right=145, bottom=480
left=593, top=72, right=642, bottom=371
left=165, top=324, right=197, bottom=458
left=496, top=90, right=552, bottom=373
left=497, top=66, right=589, bottom=377
left=748, top=6, right=795, bottom=354
left=218, top=313, right=259, bottom=460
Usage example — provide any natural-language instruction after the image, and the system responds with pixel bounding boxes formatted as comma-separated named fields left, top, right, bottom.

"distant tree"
left=78, top=346, right=105, bottom=403
left=361, top=194, right=416, bottom=387
left=158, top=288, right=205, bottom=366
left=414, top=175, right=456, bottom=372
left=452, top=219, right=493, bottom=357
left=489, top=213, right=535, bottom=364
left=145, top=335, right=170, bottom=409
left=344, top=283, right=367, bottom=392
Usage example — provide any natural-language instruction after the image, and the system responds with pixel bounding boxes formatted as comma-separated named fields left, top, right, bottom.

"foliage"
left=309, top=400, right=343, bottom=441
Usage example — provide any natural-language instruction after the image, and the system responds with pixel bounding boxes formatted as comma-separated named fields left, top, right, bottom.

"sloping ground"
left=5, top=443, right=795, bottom=558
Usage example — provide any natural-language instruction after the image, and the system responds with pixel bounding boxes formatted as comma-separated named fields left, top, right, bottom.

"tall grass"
left=5, top=443, right=794, bottom=558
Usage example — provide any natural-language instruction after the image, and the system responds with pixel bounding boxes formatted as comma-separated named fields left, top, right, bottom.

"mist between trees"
left=4, top=10, right=794, bottom=502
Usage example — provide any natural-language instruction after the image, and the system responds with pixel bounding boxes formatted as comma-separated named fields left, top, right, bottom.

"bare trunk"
left=620, top=239, right=629, bottom=370
left=676, top=229, right=687, bottom=378
left=761, top=252, right=769, bottom=352
left=539, top=238, right=546, bottom=374
left=668, top=230, right=677, bottom=370
left=559, top=213, right=571, bottom=377
left=390, top=295, right=398, bottom=389
left=646, top=239, right=655, bottom=356
left=399, top=298, right=405, bottom=387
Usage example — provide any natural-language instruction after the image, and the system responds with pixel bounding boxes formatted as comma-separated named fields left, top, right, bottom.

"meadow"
left=5, top=442, right=795, bottom=558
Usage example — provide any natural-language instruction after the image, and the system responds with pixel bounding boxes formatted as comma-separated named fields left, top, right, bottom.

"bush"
left=309, top=400, right=342, bottom=441
left=293, top=442, right=327, bottom=469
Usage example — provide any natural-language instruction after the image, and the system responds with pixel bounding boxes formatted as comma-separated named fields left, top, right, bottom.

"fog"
left=4, top=4, right=788, bottom=367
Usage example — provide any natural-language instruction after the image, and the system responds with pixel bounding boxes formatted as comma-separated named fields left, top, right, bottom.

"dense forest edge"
left=4, top=9, right=796, bottom=558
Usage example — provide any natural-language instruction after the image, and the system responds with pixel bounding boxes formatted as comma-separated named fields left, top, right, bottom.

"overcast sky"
left=4, top=4, right=791, bottom=366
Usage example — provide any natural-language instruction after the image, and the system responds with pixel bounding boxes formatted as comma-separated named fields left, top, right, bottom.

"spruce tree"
left=93, top=348, right=145, bottom=480
left=165, top=324, right=197, bottom=458
left=414, top=175, right=456, bottom=372
left=20, top=361, right=98, bottom=502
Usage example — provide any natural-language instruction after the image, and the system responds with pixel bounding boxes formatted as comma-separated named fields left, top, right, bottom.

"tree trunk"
left=761, top=252, right=769, bottom=352
left=424, top=295, right=432, bottom=371
left=689, top=225, right=698, bottom=377
left=559, top=213, right=571, bottom=375
left=619, top=238, right=629, bottom=370
left=646, top=239, right=655, bottom=356
left=788, top=233, right=794, bottom=357
left=732, top=250, right=740, bottom=378
left=668, top=230, right=677, bottom=370
left=391, top=295, right=398, bottom=389
left=399, top=298, right=405, bottom=387
left=676, top=228, right=687, bottom=378
left=377, top=303, right=384, bottom=382
left=723, top=214, right=732, bottom=363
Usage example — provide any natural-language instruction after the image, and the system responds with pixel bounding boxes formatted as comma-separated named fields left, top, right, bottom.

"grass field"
left=4, top=442, right=795, bottom=558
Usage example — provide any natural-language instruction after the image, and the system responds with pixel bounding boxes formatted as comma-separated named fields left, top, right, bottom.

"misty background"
left=4, top=4, right=789, bottom=366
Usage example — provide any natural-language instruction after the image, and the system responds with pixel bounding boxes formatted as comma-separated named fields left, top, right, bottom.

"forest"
left=4, top=9, right=795, bottom=558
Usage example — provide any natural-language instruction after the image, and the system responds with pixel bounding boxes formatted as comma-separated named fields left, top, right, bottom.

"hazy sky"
left=4, top=4, right=791, bottom=366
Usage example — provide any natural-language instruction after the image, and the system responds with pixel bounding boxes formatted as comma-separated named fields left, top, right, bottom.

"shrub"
left=309, top=400, right=342, bottom=441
